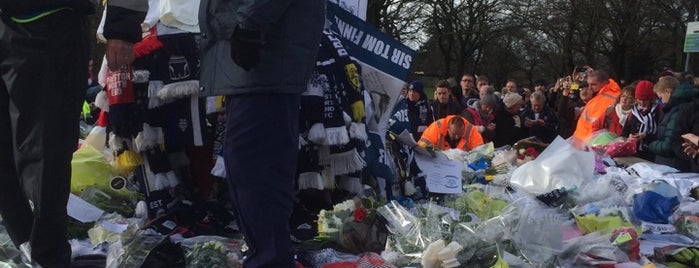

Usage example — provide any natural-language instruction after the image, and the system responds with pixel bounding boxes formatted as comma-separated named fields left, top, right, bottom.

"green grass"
left=424, top=87, right=435, bottom=101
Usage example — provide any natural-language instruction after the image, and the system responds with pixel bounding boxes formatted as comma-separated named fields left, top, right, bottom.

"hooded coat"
left=648, top=83, right=699, bottom=171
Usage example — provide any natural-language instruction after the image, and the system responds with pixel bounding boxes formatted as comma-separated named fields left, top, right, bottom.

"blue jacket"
left=198, top=0, right=326, bottom=96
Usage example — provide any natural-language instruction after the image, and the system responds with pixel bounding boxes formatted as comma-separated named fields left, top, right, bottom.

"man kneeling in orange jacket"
left=418, top=115, right=484, bottom=151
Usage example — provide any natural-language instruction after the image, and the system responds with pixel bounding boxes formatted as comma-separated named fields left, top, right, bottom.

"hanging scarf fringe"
left=349, top=122, right=367, bottom=141
left=148, top=80, right=165, bottom=108
left=134, top=123, right=162, bottom=152
left=157, top=80, right=199, bottom=100
left=132, top=70, right=151, bottom=83
left=338, top=176, right=363, bottom=194
left=324, top=125, right=349, bottom=146
left=308, top=123, right=327, bottom=144
left=298, top=171, right=327, bottom=190
left=326, top=148, right=365, bottom=176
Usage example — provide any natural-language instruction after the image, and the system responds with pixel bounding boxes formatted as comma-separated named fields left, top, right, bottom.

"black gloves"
left=230, top=25, right=264, bottom=71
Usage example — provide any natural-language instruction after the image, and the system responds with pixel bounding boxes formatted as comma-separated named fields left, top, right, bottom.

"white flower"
left=333, top=199, right=356, bottom=212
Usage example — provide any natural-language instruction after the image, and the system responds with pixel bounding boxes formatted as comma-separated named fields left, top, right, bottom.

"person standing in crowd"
left=461, top=93, right=497, bottom=143
left=594, top=85, right=635, bottom=137
left=418, top=115, right=484, bottom=151
left=459, top=73, right=478, bottom=104
left=623, top=80, right=662, bottom=161
left=647, top=76, right=699, bottom=171
left=556, top=81, right=588, bottom=138
left=521, top=91, right=558, bottom=143
left=493, top=92, right=526, bottom=147
left=571, top=70, right=621, bottom=146
left=504, top=79, right=518, bottom=94
left=0, top=1, right=146, bottom=267
left=198, top=0, right=325, bottom=267
left=476, top=75, right=490, bottom=90
left=404, top=80, right=435, bottom=141
left=431, top=80, right=463, bottom=120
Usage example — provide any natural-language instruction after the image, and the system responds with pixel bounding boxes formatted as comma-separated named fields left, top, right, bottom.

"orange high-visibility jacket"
left=417, top=115, right=484, bottom=151
left=572, top=79, right=621, bottom=142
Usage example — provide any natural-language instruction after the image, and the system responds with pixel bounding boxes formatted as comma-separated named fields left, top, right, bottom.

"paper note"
left=67, top=193, right=104, bottom=223
left=415, top=152, right=463, bottom=194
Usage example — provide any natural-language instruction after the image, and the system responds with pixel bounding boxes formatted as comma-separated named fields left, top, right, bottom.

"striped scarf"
left=631, top=104, right=658, bottom=135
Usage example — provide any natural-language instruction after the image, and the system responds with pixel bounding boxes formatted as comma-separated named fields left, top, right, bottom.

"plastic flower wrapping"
left=315, top=197, right=390, bottom=254
left=180, top=236, right=243, bottom=268
left=318, top=199, right=357, bottom=239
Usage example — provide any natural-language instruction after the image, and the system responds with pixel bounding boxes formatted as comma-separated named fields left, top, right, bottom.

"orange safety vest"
left=572, top=79, right=621, bottom=142
left=417, top=115, right=484, bottom=151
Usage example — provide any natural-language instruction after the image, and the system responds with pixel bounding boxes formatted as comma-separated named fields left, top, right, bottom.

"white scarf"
left=616, top=104, right=632, bottom=127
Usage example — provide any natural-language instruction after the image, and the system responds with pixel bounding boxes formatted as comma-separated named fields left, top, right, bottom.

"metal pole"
left=685, top=53, right=691, bottom=73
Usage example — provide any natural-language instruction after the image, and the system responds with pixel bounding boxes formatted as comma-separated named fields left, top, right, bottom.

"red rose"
left=526, top=147, right=540, bottom=158
left=353, top=207, right=368, bottom=222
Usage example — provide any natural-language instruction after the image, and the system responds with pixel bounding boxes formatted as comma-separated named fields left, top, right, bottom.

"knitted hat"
left=409, top=80, right=424, bottom=94
left=634, top=80, right=655, bottom=101
left=503, top=92, right=523, bottom=109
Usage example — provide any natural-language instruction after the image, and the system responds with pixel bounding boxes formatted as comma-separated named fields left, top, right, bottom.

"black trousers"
left=0, top=10, right=88, bottom=267
left=224, top=93, right=299, bottom=268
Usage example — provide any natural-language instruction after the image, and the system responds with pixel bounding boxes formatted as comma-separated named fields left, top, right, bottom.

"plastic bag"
left=83, top=126, right=107, bottom=152
left=509, top=136, right=594, bottom=195
left=466, top=142, right=495, bottom=164
left=377, top=201, right=434, bottom=262
left=106, top=230, right=165, bottom=268
left=554, top=231, right=624, bottom=267
left=339, top=214, right=389, bottom=254
left=72, top=145, right=128, bottom=197
left=632, top=181, right=681, bottom=224
left=0, top=225, right=25, bottom=267
left=587, top=130, right=617, bottom=147
left=114, top=150, right=143, bottom=176
left=177, top=236, right=243, bottom=268
left=449, top=188, right=509, bottom=221
left=509, top=198, right=568, bottom=266
left=605, top=138, right=637, bottom=157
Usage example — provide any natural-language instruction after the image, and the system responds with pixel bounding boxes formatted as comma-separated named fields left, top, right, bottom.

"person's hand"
left=106, top=39, right=135, bottom=71
left=629, top=133, right=646, bottom=141
left=683, top=142, right=699, bottom=159
left=524, top=119, right=533, bottom=128
left=231, top=26, right=264, bottom=71
left=476, top=125, right=485, bottom=133
left=487, top=123, right=496, bottom=131
left=562, top=87, right=571, bottom=97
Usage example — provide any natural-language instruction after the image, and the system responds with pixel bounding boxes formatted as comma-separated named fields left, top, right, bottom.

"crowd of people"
left=398, top=68, right=699, bottom=173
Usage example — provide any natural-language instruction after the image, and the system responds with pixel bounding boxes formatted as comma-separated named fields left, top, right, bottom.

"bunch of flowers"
left=316, top=197, right=389, bottom=253
left=317, top=199, right=356, bottom=238
left=516, top=147, right=541, bottom=162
